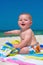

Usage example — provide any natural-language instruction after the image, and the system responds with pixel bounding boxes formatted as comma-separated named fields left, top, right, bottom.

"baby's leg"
left=19, top=47, right=29, bottom=54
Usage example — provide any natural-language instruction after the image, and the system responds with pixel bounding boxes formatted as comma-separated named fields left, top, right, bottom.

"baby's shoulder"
left=25, top=29, right=32, bottom=35
left=27, top=28, right=32, bottom=33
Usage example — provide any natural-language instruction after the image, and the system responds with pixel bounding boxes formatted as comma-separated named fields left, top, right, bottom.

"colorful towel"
left=0, top=40, right=20, bottom=56
left=0, top=51, right=43, bottom=65
left=0, top=40, right=43, bottom=65
left=0, top=55, right=36, bottom=65
left=22, top=53, right=43, bottom=60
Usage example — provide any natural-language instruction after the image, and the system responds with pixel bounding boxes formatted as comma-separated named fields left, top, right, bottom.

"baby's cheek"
left=25, top=21, right=29, bottom=24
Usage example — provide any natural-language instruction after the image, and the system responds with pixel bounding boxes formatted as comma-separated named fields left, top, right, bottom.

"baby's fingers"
left=4, top=32, right=11, bottom=35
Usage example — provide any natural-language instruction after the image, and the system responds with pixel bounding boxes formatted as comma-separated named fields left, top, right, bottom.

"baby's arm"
left=4, top=30, right=21, bottom=35
left=14, top=30, right=32, bottom=48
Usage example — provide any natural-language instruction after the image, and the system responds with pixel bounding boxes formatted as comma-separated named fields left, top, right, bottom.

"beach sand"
left=0, top=35, right=43, bottom=65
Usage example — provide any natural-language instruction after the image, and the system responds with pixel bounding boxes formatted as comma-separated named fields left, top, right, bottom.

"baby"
left=5, top=13, right=40, bottom=54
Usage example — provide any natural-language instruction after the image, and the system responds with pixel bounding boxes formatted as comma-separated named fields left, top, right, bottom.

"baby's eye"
left=24, top=19, right=28, bottom=21
left=19, top=19, right=22, bottom=21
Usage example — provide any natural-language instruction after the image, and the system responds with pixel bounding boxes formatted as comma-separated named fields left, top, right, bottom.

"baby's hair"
left=19, top=13, right=32, bottom=21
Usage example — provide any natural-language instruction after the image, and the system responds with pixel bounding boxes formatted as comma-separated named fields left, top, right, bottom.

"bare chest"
left=20, top=32, right=26, bottom=40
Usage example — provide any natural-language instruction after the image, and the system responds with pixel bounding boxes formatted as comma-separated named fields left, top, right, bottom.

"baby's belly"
left=21, top=37, right=37, bottom=46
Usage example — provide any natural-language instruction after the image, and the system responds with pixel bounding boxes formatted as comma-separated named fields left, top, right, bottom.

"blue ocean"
left=0, top=0, right=43, bottom=37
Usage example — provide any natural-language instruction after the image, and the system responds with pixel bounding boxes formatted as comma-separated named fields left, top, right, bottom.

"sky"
left=0, top=0, right=43, bottom=31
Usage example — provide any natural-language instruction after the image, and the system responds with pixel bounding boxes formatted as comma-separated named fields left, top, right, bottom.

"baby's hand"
left=13, top=44, right=20, bottom=52
left=13, top=44, right=19, bottom=48
left=4, top=32, right=11, bottom=35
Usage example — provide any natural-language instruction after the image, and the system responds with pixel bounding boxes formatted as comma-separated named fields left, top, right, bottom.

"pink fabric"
left=0, top=58, right=5, bottom=62
left=6, top=59, right=36, bottom=65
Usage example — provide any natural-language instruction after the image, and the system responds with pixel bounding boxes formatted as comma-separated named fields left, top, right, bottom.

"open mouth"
left=21, top=24, right=25, bottom=26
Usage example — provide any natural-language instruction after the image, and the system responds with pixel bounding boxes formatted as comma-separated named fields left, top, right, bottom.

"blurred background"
left=0, top=0, right=43, bottom=36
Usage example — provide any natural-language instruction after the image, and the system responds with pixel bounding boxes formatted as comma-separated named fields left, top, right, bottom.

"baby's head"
left=18, top=13, right=32, bottom=30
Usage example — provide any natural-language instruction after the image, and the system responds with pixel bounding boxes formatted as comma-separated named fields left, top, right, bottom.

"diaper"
left=28, top=43, right=40, bottom=54
left=28, top=46, right=35, bottom=54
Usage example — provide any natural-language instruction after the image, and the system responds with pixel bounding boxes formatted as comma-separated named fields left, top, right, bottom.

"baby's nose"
left=22, top=20, right=24, bottom=22
left=22, top=22, right=24, bottom=23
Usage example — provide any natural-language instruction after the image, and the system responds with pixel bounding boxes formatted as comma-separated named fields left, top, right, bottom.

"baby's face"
left=18, top=14, right=32, bottom=30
